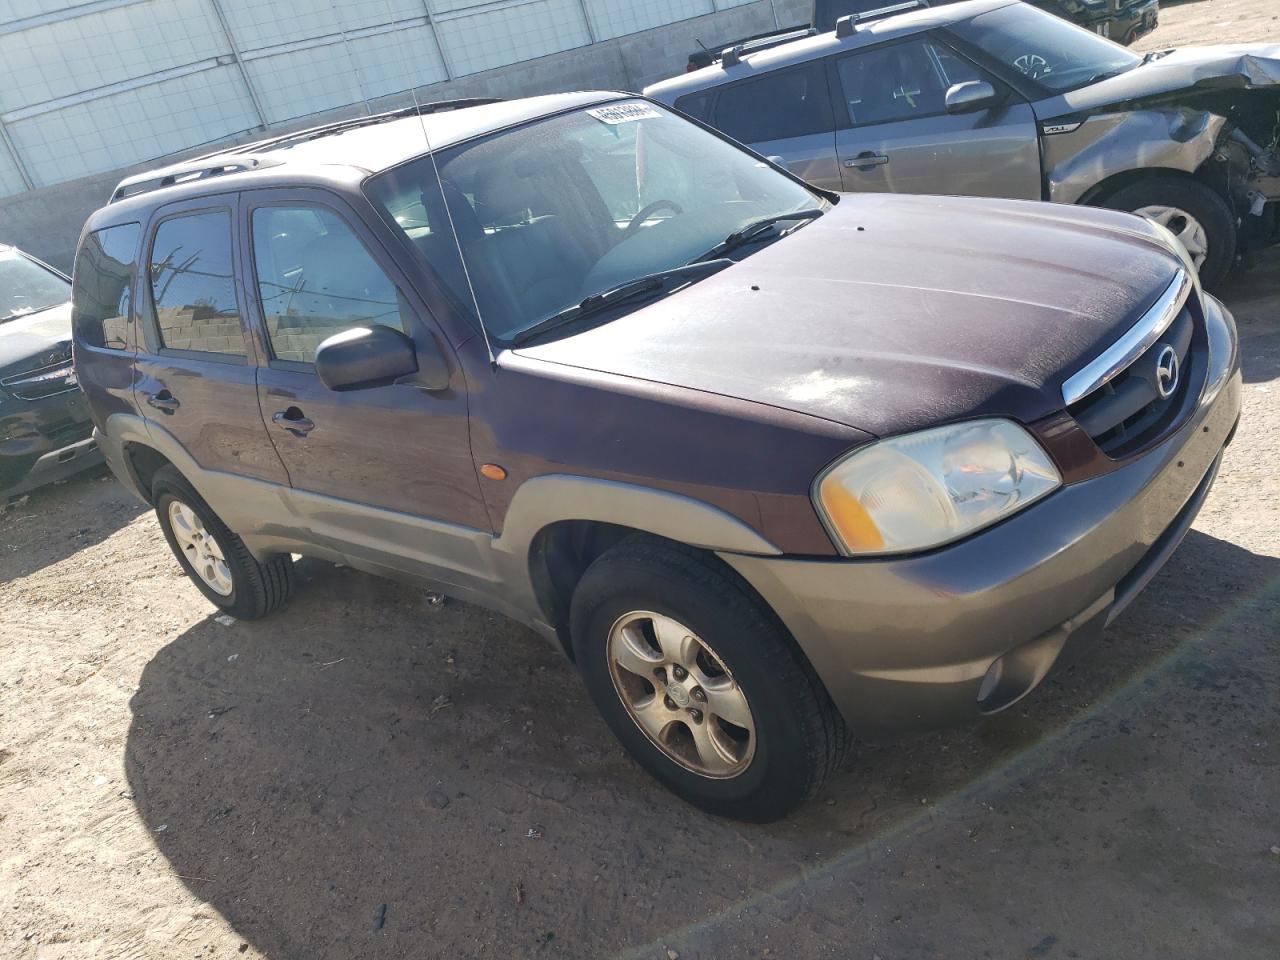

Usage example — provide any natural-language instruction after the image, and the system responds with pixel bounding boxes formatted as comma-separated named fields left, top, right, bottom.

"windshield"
left=366, top=100, right=821, bottom=343
left=947, top=3, right=1141, bottom=94
left=0, top=250, right=70, bottom=322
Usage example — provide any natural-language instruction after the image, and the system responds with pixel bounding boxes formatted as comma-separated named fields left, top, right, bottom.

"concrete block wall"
left=0, top=0, right=809, bottom=273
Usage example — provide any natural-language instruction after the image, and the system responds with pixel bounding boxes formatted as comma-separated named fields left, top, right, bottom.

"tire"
left=1102, top=176, right=1237, bottom=289
left=569, top=537, right=849, bottom=821
left=151, top=465, right=294, bottom=620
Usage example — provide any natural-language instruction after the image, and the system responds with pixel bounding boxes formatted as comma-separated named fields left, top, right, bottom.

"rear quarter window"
left=713, top=61, right=833, bottom=145
left=673, top=92, right=713, bottom=123
left=72, top=223, right=139, bottom=350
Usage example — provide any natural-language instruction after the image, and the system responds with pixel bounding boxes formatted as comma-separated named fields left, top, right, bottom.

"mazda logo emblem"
left=1155, top=345, right=1180, bottom=399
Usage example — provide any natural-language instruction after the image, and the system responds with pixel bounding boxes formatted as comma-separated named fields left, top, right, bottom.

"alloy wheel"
left=607, top=610, right=755, bottom=778
left=1135, top=204, right=1210, bottom=271
left=167, top=500, right=233, bottom=596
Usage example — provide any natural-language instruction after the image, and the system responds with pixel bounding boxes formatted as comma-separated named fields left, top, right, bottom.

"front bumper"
left=722, top=292, right=1241, bottom=737
left=0, top=387, right=101, bottom=498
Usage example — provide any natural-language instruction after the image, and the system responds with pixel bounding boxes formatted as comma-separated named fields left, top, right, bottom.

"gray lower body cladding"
left=722, top=294, right=1242, bottom=737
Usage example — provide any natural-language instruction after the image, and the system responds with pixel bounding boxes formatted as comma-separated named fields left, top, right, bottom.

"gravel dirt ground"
left=3, top=4, right=1280, bottom=958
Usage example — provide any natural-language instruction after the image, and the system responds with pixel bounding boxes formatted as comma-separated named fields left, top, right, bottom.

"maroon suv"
left=72, top=93, right=1241, bottom=820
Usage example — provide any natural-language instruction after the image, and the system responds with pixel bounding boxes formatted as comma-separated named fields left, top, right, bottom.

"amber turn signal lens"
left=480, top=463, right=507, bottom=481
left=818, top=481, right=885, bottom=551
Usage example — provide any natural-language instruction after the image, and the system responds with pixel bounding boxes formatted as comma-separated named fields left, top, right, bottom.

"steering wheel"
left=1013, top=53, right=1050, bottom=79
left=624, top=200, right=683, bottom=238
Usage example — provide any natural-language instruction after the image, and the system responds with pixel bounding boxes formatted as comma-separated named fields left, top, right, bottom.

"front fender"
left=1044, top=108, right=1226, bottom=205
left=491, top=474, right=783, bottom=560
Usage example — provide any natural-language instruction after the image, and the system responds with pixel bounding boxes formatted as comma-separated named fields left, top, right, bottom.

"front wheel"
left=1103, top=176, right=1237, bottom=289
left=152, top=465, right=294, bottom=620
left=570, top=538, right=849, bottom=821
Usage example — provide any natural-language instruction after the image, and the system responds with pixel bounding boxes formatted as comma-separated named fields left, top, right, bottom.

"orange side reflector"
left=480, top=463, right=507, bottom=481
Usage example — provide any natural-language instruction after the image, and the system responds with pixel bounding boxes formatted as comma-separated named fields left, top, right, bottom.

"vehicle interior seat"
left=470, top=166, right=596, bottom=325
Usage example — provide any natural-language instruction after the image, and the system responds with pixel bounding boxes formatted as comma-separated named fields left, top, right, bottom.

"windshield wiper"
left=510, top=259, right=733, bottom=347
left=692, top=208, right=824, bottom=263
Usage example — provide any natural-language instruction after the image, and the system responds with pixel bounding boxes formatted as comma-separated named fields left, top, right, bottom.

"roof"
left=92, top=91, right=625, bottom=228
left=645, top=0, right=1016, bottom=102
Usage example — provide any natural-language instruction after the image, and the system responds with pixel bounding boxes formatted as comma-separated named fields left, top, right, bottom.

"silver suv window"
left=836, top=39, right=989, bottom=126
left=713, top=61, right=833, bottom=144
left=946, top=2, right=1139, bottom=93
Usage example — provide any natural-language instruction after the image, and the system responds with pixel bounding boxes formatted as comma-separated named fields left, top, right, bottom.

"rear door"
left=135, top=196, right=288, bottom=486
left=831, top=36, right=1041, bottom=198
left=709, top=59, right=842, bottom=190
left=240, top=188, right=489, bottom=565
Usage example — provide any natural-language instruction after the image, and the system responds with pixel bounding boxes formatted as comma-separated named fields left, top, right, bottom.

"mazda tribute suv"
left=74, top=93, right=1241, bottom=820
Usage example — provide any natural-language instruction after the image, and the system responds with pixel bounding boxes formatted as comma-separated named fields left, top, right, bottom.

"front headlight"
left=814, top=419, right=1062, bottom=556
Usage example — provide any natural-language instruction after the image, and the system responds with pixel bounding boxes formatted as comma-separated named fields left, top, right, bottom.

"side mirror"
left=945, top=80, right=1000, bottom=115
left=314, top=325, right=448, bottom=392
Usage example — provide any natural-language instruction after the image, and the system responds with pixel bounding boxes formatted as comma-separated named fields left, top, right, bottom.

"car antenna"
left=406, top=95, right=496, bottom=367
left=363, top=2, right=497, bottom=367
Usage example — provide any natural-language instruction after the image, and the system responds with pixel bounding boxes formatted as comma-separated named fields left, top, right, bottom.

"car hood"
left=1043, top=44, right=1280, bottom=115
left=513, top=196, right=1183, bottom=436
left=0, top=302, right=73, bottom=380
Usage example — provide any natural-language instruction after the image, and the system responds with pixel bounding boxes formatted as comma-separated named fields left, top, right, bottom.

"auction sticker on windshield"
left=588, top=103, right=663, bottom=124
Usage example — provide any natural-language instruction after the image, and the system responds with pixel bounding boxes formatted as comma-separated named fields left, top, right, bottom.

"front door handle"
left=845, top=152, right=890, bottom=169
left=145, top=390, right=180, bottom=414
left=272, top=407, right=315, bottom=437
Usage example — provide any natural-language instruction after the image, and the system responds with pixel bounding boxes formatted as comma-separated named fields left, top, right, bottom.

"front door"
left=135, top=196, right=288, bottom=487
left=240, top=190, right=489, bottom=579
left=832, top=37, right=1041, bottom=199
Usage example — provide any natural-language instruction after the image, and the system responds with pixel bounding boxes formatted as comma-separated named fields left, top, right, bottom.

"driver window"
left=250, top=205, right=410, bottom=364
left=836, top=40, right=984, bottom=126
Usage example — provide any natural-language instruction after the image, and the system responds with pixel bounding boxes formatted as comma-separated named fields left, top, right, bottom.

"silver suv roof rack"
left=721, top=27, right=817, bottom=67
left=835, top=0, right=930, bottom=38
left=109, top=155, right=282, bottom=203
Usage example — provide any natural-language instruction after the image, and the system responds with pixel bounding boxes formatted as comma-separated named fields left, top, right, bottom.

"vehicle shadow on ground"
left=1222, top=253, right=1280, bottom=385
left=123, top=530, right=1280, bottom=959
left=0, top=467, right=145, bottom=582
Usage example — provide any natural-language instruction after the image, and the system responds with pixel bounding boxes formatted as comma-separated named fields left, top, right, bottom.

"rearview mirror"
left=314, top=325, right=448, bottom=392
left=945, top=81, right=1000, bottom=115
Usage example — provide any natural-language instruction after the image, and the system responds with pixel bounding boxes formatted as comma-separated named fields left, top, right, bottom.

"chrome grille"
left=1, top=359, right=79, bottom=401
left=1064, top=271, right=1204, bottom=459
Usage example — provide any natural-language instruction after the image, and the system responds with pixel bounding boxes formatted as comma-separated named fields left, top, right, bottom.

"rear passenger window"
left=72, top=223, right=138, bottom=350
left=149, top=210, right=246, bottom=357
left=250, top=205, right=409, bottom=364
left=713, top=62, right=833, bottom=144
left=673, top=92, right=712, bottom=123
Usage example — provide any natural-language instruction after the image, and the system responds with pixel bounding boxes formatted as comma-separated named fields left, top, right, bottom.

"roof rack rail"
left=109, top=97, right=505, bottom=204
left=720, top=26, right=817, bottom=67
left=835, top=0, right=930, bottom=38
left=109, top=155, right=282, bottom=203
left=210, top=98, right=506, bottom=159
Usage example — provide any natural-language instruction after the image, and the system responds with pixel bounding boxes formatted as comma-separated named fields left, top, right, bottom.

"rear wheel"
left=152, top=465, right=294, bottom=620
left=570, top=537, right=849, bottom=821
left=1103, top=176, right=1236, bottom=289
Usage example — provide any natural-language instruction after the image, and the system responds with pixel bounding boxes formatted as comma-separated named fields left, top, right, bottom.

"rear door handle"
left=845, top=152, right=890, bottom=169
left=145, top=390, right=180, bottom=414
left=272, top=407, right=315, bottom=437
